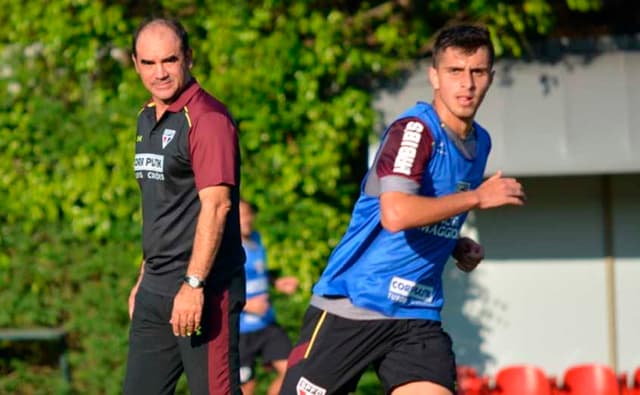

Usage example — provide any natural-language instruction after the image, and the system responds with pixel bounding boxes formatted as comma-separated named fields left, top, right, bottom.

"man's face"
left=429, top=46, right=493, bottom=125
left=132, top=23, right=192, bottom=105
left=239, top=201, right=254, bottom=238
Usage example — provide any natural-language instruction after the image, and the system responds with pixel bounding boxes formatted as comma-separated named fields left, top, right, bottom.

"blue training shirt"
left=239, top=231, right=276, bottom=333
left=312, top=102, right=491, bottom=321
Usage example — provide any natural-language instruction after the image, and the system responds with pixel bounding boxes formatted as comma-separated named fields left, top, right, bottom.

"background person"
left=239, top=199, right=298, bottom=395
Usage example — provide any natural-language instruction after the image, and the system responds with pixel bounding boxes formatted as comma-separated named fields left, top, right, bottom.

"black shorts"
left=280, top=306, right=456, bottom=395
left=239, top=324, right=292, bottom=383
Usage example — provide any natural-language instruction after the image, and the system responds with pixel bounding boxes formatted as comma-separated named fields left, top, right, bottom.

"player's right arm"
left=380, top=171, right=525, bottom=232
left=375, top=119, right=525, bottom=233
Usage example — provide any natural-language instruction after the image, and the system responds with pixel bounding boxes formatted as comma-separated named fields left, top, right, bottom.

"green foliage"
left=0, top=1, right=600, bottom=393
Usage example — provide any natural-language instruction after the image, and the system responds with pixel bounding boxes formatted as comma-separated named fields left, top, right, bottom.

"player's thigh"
left=376, top=320, right=456, bottom=395
left=262, top=324, right=293, bottom=365
left=280, top=306, right=391, bottom=395
left=123, top=288, right=183, bottom=395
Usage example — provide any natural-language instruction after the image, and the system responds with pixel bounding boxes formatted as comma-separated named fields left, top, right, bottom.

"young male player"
left=280, top=24, right=526, bottom=395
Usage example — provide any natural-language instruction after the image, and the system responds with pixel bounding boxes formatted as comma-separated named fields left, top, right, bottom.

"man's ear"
left=132, top=55, right=139, bottom=73
left=186, top=49, right=194, bottom=69
left=428, top=66, right=439, bottom=90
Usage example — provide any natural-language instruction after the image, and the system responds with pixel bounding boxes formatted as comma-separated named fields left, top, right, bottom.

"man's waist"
left=142, top=257, right=244, bottom=296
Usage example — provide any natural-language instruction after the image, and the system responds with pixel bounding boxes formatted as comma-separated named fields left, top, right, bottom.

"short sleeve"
left=189, top=112, right=239, bottom=190
left=375, top=117, right=433, bottom=194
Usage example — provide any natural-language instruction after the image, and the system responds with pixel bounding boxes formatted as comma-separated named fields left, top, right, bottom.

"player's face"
left=429, top=46, right=493, bottom=128
left=133, top=23, right=192, bottom=106
left=239, top=201, right=254, bottom=238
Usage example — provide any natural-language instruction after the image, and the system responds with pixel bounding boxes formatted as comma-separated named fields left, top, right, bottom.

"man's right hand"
left=475, top=171, right=526, bottom=209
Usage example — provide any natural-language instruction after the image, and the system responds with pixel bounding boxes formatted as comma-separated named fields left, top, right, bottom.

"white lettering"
left=406, top=121, right=424, bottom=132
left=419, top=218, right=461, bottom=239
left=146, top=171, right=164, bottom=181
left=403, top=130, right=422, bottom=143
left=388, top=292, right=407, bottom=303
left=388, top=276, right=434, bottom=303
left=297, top=377, right=327, bottom=395
left=393, top=121, right=424, bottom=175
left=134, top=153, right=164, bottom=172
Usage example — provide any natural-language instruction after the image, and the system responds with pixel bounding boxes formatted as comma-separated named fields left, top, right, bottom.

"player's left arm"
left=452, top=236, right=485, bottom=272
left=172, top=185, right=231, bottom=336
left=171, top=110, right=239, bottom=337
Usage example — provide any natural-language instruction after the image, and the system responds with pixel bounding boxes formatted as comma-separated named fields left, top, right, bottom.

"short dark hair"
left=432, top=25, right=494, bottom=68
left=131, top=17, right=190, bottom=57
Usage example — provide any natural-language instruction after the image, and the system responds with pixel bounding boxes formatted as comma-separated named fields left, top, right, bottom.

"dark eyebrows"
left=163, top=55, right=180, bottom=63
left=138, top=54, right=181, bottom=65
left=470, top=66, right=490, bottom=73
left=443, top=65, right=490, bottom=72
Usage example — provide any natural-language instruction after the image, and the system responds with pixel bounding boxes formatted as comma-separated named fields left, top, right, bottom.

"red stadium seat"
left=562, top=364, right=620, bottom=395
left=632, top=367, right=640, bottom=395
left=456, top=365, right=491, bottom=395
left=458, top=375, right=490, bottom=395
left=457, top=365, right=480, bottom=380
left=491, top=365, right=555, bottom=395
left=618, top=371, right=631, bottom=395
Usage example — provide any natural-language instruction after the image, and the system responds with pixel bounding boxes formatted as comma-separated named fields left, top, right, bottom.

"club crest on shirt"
left=162, top=128, right=176, bottom=149
left=296, top=377, right=327, bottom=395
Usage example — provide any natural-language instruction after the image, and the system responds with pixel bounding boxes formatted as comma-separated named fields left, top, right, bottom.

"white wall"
left=441, top=175, right=640, bottom=378
left=374, top=50, right=640, bottom=176
left=612, top=175, right=640, bottom=373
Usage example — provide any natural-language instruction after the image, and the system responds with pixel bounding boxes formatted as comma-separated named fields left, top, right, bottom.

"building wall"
left=440, top=174, right=640, bottom=377
left=374, top=49, right=640, bottom=176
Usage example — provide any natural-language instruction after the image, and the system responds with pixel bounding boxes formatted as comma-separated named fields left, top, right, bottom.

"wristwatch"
left=184, top=275, right=205, bottom=289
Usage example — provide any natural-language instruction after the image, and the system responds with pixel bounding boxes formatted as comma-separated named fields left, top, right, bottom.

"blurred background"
left=0, top=1, right=638, bottom=394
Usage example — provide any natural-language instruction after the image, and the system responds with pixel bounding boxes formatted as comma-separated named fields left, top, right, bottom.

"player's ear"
left=428, top=66, right=439, bottom=90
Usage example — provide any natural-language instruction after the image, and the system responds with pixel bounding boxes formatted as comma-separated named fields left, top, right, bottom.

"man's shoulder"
left=187, top=85, right=233, bottom=121
left=137, top=101, right=155, bottom=118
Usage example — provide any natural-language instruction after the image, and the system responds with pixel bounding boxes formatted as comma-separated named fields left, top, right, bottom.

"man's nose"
left=154, top=63, right=169, bottom=79
left=461, top=71, right=475, bottom=89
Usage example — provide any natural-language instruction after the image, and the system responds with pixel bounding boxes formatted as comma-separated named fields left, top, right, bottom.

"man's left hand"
left=452, top=237, right=485, bottom=273
left=170, top=285, right=204, bottom=337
